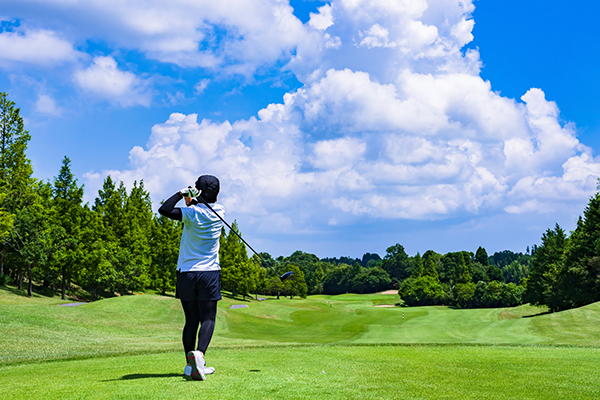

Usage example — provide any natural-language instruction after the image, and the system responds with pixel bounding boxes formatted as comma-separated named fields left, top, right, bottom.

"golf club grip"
left=194, top=195, right=279, bottom=276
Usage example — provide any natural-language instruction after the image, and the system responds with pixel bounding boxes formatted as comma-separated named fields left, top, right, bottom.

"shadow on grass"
left=523, top=310, right=553, bottom=318
left=222, top=292, right=251, bottom=302
left=0, top=285, right=56, bottom=298
left=0, top=285, right=31, bottom=298
left=105, top=373, right=182, bottom=381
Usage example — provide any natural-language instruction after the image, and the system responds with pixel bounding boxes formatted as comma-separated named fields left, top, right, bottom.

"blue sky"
left=1, top=0, right=599, bottom=259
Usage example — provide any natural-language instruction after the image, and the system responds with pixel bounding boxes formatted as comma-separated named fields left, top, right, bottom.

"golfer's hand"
left=180, top=187, right=199, bottom=198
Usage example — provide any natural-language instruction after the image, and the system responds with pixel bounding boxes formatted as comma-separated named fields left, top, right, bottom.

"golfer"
left=158, top=174, right=224, bottom=381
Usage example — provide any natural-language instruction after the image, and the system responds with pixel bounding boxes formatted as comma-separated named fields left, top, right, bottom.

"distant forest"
left=2, top=92, right=599, bottom=311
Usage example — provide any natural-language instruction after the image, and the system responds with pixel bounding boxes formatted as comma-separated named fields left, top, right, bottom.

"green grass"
left=1, top=345, right=599, bottom=399
left=2, top=285, right=600, bottom=399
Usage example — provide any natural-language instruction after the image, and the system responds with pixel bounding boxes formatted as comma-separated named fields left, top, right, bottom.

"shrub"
left=399, top=275, right=445, bottom=306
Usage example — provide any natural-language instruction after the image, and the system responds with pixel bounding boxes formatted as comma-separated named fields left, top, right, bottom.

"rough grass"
left=2, top=285, right=600, bottom=399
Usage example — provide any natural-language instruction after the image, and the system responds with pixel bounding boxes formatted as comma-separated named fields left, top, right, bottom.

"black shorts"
left=176, top=270, right=222, bottom=302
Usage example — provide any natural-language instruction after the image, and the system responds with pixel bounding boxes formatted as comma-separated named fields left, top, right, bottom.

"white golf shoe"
left=184, top=364, right=215, bottom=378
left=185, top=351, right=215, bottom=380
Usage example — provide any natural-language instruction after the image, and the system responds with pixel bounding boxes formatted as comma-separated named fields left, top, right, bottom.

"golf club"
left=191, top=190, right=294, bottom=281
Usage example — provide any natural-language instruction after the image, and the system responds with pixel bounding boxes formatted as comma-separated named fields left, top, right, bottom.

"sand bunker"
left=380, top=290, right=398, bottom=294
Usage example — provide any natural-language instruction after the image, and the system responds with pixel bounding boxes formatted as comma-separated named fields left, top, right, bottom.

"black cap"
left=195, top=175, right=220, bottom=194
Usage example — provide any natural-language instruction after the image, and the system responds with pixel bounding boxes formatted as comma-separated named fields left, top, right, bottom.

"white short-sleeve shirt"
left=177, top=203, right=225, bottom=272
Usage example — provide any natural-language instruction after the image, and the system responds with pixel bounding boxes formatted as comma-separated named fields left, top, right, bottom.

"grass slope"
left=2, top=286, right=600, bottom=399
left=4, top=287, right=600, bottom=365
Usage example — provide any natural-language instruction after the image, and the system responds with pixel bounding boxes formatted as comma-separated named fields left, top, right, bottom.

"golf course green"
left=1, top=286, right=599, bottom=399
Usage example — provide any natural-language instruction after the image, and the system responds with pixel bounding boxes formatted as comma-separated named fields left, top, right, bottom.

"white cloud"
left=194, top=78, right=210, bottom=95
left=309, top=4, right=334, bottom=31
left=358, top=24, right=397, bottom=49
left=73, top=56, right=152, bottom=107
left=87, top=65, right=600, bottom=228
left=9, top=0, right=312, bottom=77
left=450, top=18, right=474, bottom=47
left=80, top=0, right=600, bottom=237
left=0, top=26, right=80, bottom=67
left=34, top=94, right=62, bottom=115
left=310, top=137, right=367, bottom=169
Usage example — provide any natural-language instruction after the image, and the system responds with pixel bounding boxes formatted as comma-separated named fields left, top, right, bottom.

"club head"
left=280, top=271, right=294, bottom=281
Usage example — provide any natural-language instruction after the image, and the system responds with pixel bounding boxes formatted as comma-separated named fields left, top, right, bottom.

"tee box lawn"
left=1, top=287, right=599, bottom=399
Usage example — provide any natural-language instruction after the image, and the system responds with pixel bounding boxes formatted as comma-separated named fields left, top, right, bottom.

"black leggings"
left=181, top=300, right=217, bottom=362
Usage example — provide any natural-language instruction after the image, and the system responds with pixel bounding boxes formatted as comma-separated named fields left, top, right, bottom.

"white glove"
left=180, top=186, right=199, bottom=198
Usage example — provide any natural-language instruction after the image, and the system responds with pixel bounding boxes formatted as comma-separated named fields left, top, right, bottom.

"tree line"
left=2, top=92, right=599, bottom=312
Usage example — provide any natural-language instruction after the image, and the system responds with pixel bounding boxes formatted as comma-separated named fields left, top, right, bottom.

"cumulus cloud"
left=357, top=24, right=397, bottom=49
left=8, top=0, right=313, bottom=77
left=74, top=56, right=152, bottom=107
left=309, top=4, right=334, bottom=31
left=81, top=0, right=600, bottom=236
left=0, top=25, right=80, bottom=67
left=86, top=70, right=600, bottom=230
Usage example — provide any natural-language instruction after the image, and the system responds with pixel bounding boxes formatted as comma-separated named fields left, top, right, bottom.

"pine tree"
left=475, top=247, right=489, bottom=266
left=120, top=180, right=153, bottom=292
left=220, top=221, right=246, bottom=296
left=9, top=181, right=53, bottom=296
left=150, top=213, right=181, bottom=295
left=0, top=92, right=34, bottom=279
left=555, top=193, right=600, bottom=309
left=524, top=223, right=566, bottom=309
left=422, top=250, right=441, bottom=279
left=51, top=156, right=84, bottom=300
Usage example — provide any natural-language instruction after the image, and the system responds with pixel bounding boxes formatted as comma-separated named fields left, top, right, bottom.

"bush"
left=0, top=274, right=8, bottom=286
left=399, top=275, right=445, bottom=306
left=472, top=280, right=524, bottom=308
left=453, top=282, right=476, bottom=308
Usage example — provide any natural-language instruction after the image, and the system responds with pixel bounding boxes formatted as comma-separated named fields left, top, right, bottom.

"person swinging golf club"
left=158, top=174, right=224, bottom=381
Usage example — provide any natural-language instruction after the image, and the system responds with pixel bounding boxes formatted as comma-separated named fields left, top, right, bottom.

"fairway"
left=2, top=286, right=600, bottom=399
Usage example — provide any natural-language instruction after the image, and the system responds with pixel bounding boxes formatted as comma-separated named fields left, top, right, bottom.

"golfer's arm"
left=158, top=192, right=183, bottom=221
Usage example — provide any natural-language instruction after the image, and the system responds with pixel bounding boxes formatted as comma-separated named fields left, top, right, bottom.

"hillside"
left=2, top=286, right=600, bottom=366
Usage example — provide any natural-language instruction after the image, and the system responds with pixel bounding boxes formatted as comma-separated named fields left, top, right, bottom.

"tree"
left=398, top=275, right=445, bottom=306
left=441, top=252, right=472, bottom=284
left=9, top=182, right=53, bottom=296
left=237, top=257, right=263, bottom=300
left=149, top=213, right=181, bottom=295
left=281, top=251, right=320, bottom=294
left=453, top=282, right=476, bottom=308
left=311, top=263, right=325, bottom=294
left=382, top=244, right=410, bottom=282
left=0, top=192, right=13, bottom=276
left=487, top=265, right=504, bottom=282
left=524, top=224, right=567, bottom=308
left=220, top=221, right=248, bottom=296
left=553, top=193, right=600, bottom=310
left=352, top=266, right=391, bottom=293
left=501, top=260, right=529, bottom=285
left=51, top=156, right=84, bottom=300
left=78, top=206, right=113, bottom=300
left=281, top=264, right=307, bottom=299
left=475, top=246, right=489, bottom=266
left=322, top=263, right=354, bottom=294
left=0, top=92, right=34, bottom=280
left=120, top=180, right=153, bottom=292
left=91, top=176, right=127, bottom=295
left=422, top=250, right=441, bottom=279
left=361, top=253, right=382, bottom=267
